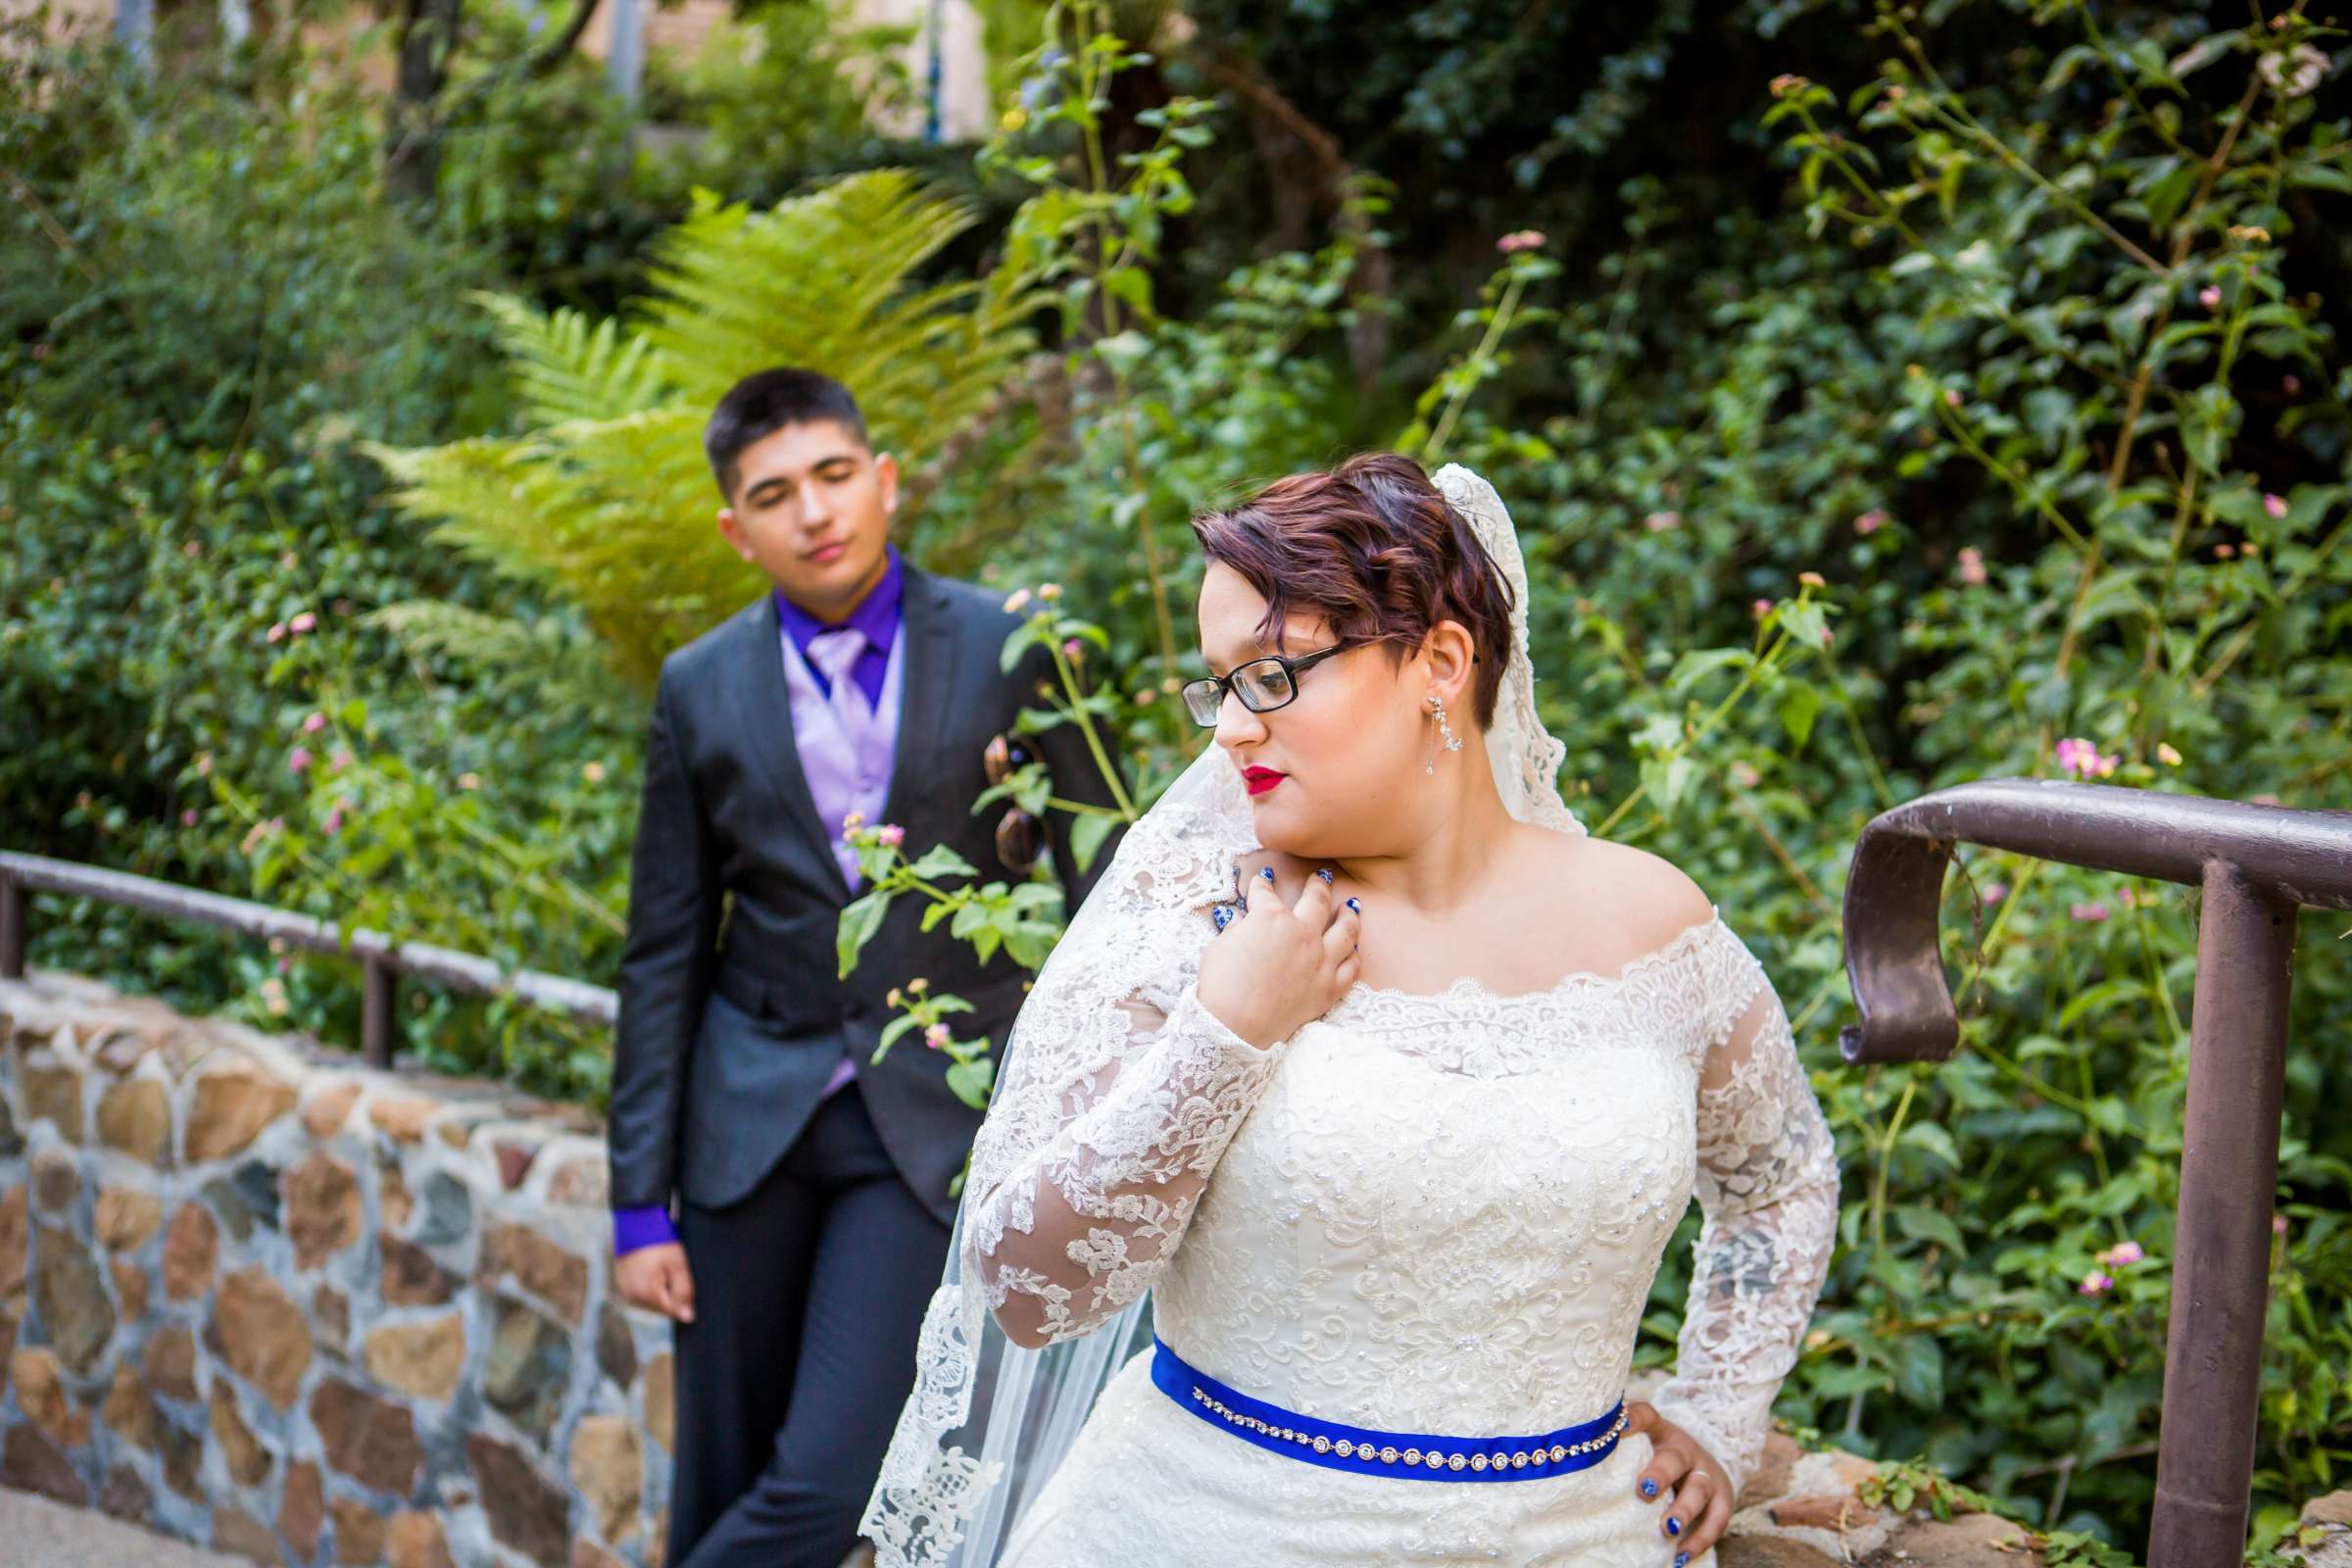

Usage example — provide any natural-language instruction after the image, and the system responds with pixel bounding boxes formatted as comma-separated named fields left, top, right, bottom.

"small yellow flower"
left=2156, top=743, right=2183, bottom=766
left=886, top=987, right=904, bottom=1007
left=1038, top=582, right=1064, bottom=602
left=1798, top=570, right=1827, bottom=588
left=582, top=761, right=607, bottom=784
left=907, top=977, right=929, bottom=995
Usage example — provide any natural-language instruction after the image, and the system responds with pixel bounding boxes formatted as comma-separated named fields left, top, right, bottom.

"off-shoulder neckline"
left=1335, top=906, right=1728, bottom=1008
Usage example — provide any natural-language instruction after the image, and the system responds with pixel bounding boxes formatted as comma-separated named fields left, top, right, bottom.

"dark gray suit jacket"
left=607, top=564, right=1125, bottom=1228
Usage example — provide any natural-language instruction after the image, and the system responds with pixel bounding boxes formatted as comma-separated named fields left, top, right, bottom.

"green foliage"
left=13, top=0, right=2352, bottom=1554
left=373, top=169, right=1050, bottom=689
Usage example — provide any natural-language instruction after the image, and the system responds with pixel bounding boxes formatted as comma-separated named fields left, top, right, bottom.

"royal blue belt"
left=1151, top=1337, right=1627, bottom=1484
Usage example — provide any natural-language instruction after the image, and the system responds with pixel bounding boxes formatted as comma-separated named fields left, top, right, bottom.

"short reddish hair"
left=1190, top=453, right=1515, bottom=727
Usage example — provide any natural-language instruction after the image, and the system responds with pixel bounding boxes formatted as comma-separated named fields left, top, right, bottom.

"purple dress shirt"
left=614, top=547, right=906, bottom=1258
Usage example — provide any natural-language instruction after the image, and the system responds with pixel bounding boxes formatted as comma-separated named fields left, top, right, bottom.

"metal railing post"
left=362, top=955, right=398, bottom=1069
left=2154, top=862, right=2294, bottom=1563
left=1838, top=779, right=2352, bottom=1568
left=0, top=869, right=24, bottom=980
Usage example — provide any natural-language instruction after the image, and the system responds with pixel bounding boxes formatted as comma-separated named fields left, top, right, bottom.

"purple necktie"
left=807, top=626, right=874, bottom=755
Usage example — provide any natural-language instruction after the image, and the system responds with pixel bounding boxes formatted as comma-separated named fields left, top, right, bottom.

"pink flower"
left=875, top=824, right=906, bottom=849
left=1643, top=511, right=1682, bottom=532
left=2055, top=737, right=2119, bottom=779
left=1798, top=570, right=1827, bottom=588
left=2071, top=901, right=2110, bottom=923
left=1752, top=598, right=1773, bottom=619
left=1853, top=509, right=1890, bottom=536
left=2096, top=1240, right=2144, bottom=1268
left=1957, top=547, right=1988, bottom=586
left=1983, top=882, right=2007, bottom=906
left=2263, top=492, right=2288, bottom=519
left=924, top=1022, right=952, bottom=1051
left=323, top=808, right=343, bottom=836
left=1769, top=74, right=1808, bottom=98
left=1944, top=388, right=1963, bottom=408
left=1063, top=638, right=1086, bottom=662
left=2156, top=742, right=2183, bottom=766
left=180, top=809, right=198, bottom=826
left=302, top=712, right=327, bottom=734
left=267, top=622, right=288, bottom=644
left=329, top=748, right=354, bottom=774
left=582, top=761, right=607, bottom=784
left=2079, top=1270, right=2115, bottom=1296
left=2199, top=285, right=2223, bottom=311
left=2283, top=374, right=2302, bottom=395
left=289, top=612, right=318, bottom=635
left=1496, top=229, right=1547, bottom=254
left=1003, top=588, right=1033, bottom=613
left=2274, top=1214, right=2289, bottom=1236
left=288, top=748, right=313, bottom=775
left=1730, top=760, right=1761, bottom=789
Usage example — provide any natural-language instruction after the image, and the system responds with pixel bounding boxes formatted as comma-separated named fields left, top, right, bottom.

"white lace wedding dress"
left=862, top=466, right=1840, bottom=1568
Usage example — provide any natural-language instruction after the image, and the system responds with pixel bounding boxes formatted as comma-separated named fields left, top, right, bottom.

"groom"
left=608, top=368, right=1123, bottom=1568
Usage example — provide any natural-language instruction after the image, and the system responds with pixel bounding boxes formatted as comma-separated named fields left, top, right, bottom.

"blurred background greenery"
left=5, top=0, right=2350, bottom=1556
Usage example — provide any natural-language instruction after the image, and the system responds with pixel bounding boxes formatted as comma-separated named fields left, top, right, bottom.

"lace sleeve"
left=954, top=743, right=1281, bottom=1351
left=1645, top=920, right=1840, bottom=1497
left=971, top=984, right=1283, bottom=1348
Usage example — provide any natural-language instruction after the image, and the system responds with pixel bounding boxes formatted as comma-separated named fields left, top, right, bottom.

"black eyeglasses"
left=1181, top=640, right=1375, bottom=728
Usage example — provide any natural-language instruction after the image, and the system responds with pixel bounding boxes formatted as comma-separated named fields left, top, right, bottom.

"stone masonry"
left=0, top=972, right=661, bottom=1568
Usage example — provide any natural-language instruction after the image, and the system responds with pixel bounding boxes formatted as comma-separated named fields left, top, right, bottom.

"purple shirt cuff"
left=613, top=1205, right=678, bottom=1256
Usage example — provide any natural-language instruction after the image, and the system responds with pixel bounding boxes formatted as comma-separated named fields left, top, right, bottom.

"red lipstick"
left=1242, top=766, right=1286, bottom=797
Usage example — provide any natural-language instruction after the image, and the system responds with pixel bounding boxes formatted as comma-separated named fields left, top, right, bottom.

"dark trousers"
left=668, top=1081, right=953, bottom=1568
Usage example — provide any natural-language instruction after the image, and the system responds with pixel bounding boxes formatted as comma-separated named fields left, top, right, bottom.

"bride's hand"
left=1625, top=1401, right=1731, bottom=1566
left=1197, top=863, right=1361, bottom=1049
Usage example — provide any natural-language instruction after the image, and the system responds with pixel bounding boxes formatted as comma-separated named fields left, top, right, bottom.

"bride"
left=863, top=456, right=1840, bottom=1566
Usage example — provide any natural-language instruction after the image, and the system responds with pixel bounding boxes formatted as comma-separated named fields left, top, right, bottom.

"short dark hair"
left=1190, top=452, right=1516, bottom=728
left=704, top=368, right=871, bottom=501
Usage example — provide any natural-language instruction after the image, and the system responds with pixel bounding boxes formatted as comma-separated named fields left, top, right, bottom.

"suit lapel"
left=876, top=564, right=956, bottom=837
left=726, top=596, right=840, bottom=900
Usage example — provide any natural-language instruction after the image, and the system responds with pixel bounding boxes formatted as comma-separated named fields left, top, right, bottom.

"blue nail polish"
left=1345, top=897, right=1360, bottom=912
left=1316, top=867, right=1335, bottom=883
left=1211, top=906, right=1233, bottom=931
left=1259, top=865, right=1275, bottom=882
left=1666, top=1517, right=1682, bottom=1537
left=1640, top=1478, right=1658, bottom=1498
left=1676, top=1555, right=1690, bottom=1567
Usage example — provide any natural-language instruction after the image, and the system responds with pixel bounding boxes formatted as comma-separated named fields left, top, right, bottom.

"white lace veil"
left=860, top=464, right=1581, bottom=1566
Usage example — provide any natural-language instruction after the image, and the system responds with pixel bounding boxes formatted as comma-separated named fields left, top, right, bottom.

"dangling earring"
left=1426, top=694, right=1463, bottom=774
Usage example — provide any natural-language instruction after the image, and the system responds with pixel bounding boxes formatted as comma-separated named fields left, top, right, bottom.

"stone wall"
left=0, top=972, right=665, bottom=1568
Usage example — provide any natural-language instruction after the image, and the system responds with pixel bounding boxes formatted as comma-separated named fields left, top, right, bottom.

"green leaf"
left=945, top=1056, right=997, bottom=1108
left=1894, top=1203, right=1970, bottom=1256
left=1779, top=682, right=1823, bottom=749
left=906, top=845, right=980, bottom=880
left=836, top=889, right=891, bottom=979
left=1894, top=1335, right=1945, bottom=1411
left=1071, top=810, right=1116, bottom=875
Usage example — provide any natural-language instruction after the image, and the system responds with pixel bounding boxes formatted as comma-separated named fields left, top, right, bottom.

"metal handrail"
left=0, top=851, right=615, bottom=1066
left=1840, top=777, right=2352, bottom=1568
